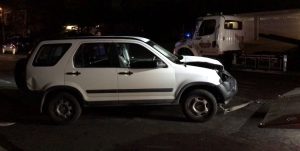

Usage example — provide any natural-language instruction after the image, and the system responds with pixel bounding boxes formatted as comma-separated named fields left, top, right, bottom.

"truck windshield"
left=147, top=41, right=181, bottom=63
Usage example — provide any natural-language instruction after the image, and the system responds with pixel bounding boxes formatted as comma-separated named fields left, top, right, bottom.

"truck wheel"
left=181, top=89, right=217, bottom=122
left=178, top=48, right=193, bottom=56
left=47, top=92, right=82, bottom=124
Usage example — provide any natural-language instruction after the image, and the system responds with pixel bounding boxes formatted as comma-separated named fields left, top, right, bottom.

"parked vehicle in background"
left=174, top=15, right=244, bottom=66
left=15, top=36, right=237, bottom=124
left=2, top=41, right=17, bottom=54
left=2, top=35, right=33, bottom=55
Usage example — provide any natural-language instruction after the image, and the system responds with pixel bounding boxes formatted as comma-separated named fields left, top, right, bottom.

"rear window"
left=224, top=20, right=243, bottom=30
left=33, top=43, right=71, bottom=66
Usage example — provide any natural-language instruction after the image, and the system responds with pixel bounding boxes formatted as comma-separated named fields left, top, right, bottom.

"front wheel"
left=47, top=92, right=82, bottom=124
left=181, top=89, right=217, bottom=122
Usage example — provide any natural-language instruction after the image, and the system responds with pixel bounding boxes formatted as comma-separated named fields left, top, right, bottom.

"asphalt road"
left=1, top=54, right=300, bottom=151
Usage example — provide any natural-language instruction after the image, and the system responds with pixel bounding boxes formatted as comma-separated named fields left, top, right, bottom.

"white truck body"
left=174, top=15, right=244, bottom=57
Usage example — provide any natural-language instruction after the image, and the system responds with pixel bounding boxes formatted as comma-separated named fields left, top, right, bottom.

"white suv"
left=16, top=36, right=237, bottom=124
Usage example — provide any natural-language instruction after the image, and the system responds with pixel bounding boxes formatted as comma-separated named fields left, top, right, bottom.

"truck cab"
left=174, top=15, right=244, bottom=65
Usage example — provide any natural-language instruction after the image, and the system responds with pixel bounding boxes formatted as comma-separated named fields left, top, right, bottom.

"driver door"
left=116, top=42, right=176, bottom=102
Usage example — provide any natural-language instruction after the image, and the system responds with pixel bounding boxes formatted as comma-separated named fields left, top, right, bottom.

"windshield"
left=147, top=41, right=181, bottom=63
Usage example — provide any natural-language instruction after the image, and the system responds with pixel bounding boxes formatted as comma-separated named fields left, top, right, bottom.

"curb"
left=0, top=145, right=7, bottom=151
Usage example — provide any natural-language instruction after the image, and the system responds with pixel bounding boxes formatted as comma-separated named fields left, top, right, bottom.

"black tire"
left=14, top=58, right=30, bottom=93
left=178, top=48, right=194, bottom=56
left=47, top=92, right=82, bottom=124
left=181, top=89, right=217, bottom=122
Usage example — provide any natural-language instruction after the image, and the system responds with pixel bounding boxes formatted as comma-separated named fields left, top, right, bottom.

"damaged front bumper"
left=217, top=70, right=238, bottom=105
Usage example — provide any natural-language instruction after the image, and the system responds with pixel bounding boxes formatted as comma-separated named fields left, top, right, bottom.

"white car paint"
left=26, top=36, right=233, bottom=104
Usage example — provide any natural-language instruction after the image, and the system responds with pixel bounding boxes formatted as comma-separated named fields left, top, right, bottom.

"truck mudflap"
left=219, top=100, right=262, bottom=114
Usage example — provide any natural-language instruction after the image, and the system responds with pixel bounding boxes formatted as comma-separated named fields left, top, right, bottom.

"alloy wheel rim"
left=55, top=97, right=74, bottom=119
left=190, top=97, right=209, bottom=116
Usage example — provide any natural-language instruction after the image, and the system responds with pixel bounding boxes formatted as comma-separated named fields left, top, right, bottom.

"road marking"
left=0, top=145, right=8, bottom=151
left=0, top=122, right=16, bottom=127
left=0, top=79, right=11, bottom=84
left=280, top=87, right=300, bottom=98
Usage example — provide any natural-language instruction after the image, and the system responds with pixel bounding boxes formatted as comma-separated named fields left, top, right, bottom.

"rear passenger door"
left=64, top=42, right=119, bottom=102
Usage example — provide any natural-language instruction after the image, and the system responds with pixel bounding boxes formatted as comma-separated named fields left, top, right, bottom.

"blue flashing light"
left=184, top=32, right=192, bottom=39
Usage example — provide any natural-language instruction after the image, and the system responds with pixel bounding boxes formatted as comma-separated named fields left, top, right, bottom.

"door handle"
left=118, top=71, right=133, bottom=75
left=65, top=71, right=81, bottom=76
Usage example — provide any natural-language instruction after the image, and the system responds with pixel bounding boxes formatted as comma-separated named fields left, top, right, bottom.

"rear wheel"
left=47, top=92, right=82, bottom=124
left=181, top=89, right=217, bottom=122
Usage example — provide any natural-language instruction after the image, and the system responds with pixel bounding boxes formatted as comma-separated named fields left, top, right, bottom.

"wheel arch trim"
left=175, top=82, right=225, bottom=104
left=40, top=86, right=84, bottom=113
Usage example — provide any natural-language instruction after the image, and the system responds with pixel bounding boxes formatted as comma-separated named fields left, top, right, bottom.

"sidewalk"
left=260, top=87, right=300, bottom=128
left=0, top=146, right=7, bottom=151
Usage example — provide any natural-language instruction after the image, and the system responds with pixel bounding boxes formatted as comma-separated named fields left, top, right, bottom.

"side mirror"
left=156, top=60, right=168, bottom=68
left=176, top=54, right=183, bottom=60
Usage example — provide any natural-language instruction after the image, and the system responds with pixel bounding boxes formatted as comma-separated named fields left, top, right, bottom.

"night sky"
left=4, top=0, right=299, bottom=24
left=1, top=0, right=300, bottom=42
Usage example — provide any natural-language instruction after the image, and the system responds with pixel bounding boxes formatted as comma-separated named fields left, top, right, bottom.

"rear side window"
left=33, top=44, right=71, bottom=66
left=224, top=20, right=243, bottom=30
left=74, top=43, right=115, bottom=68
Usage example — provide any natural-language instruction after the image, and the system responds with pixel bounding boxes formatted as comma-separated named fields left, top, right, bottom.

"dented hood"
left=180, top=56, right=224, bottom=70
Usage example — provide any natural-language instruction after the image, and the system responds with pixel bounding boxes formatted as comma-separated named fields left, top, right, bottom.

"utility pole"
left=0, top=6, right=5, bottom=43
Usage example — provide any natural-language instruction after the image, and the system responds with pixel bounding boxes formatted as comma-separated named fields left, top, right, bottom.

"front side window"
left=224, top=20, right=243, bottom=30
left=128, top=43, right=157, bottom=68
left=147, top=41, right=181, bottom=63
left=33, top=43, right=71, bottom=66
left=74, top=43, right=115, bottom=68
left=197, top=19, right=216, bottom=36
left=116, top=43, right=164, bottom=68
left=74, top=42, right=165, bottom=68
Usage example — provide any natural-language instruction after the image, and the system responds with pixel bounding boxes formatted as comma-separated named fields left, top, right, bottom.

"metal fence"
left=233, top=54, right=287, bottom=72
